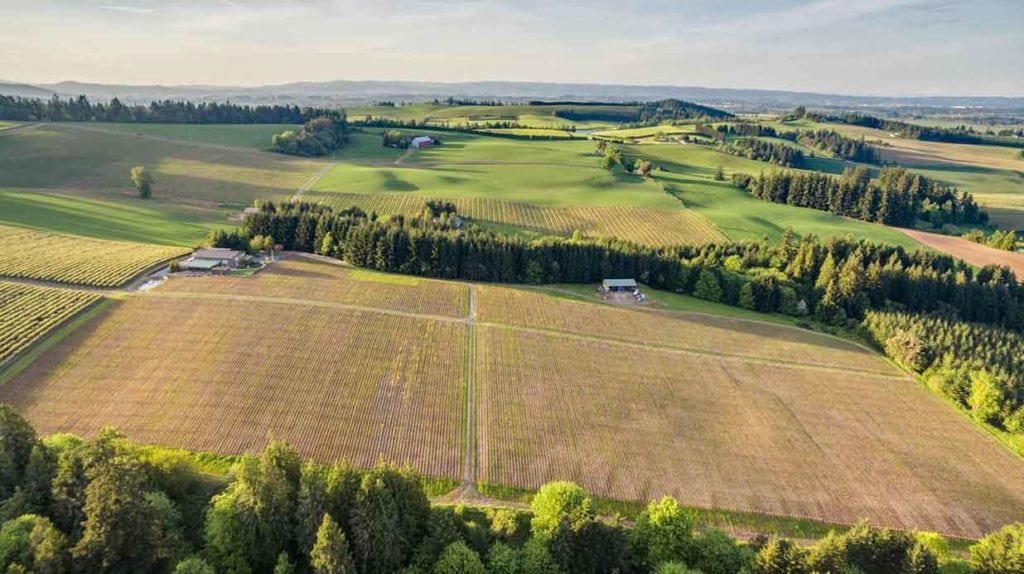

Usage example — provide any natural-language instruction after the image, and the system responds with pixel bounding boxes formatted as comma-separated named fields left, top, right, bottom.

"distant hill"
left=0, top=81, right=56, bottom=99
left=2, top=79, right=1022, bottom=112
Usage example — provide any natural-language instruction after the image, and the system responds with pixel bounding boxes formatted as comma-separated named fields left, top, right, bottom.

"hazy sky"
left=1, top=0, right=1021, bottom=96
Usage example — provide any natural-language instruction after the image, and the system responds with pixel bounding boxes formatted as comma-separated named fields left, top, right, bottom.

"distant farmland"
left=4, top=259, right=1024, bottom=538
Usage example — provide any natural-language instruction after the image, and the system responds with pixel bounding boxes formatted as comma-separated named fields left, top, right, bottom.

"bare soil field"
left=0, top=295, right=466, bottom=478
left=160, top=258, right=470, bottom=318
left=5, top=260, right=1024, bottom=538
left=475, top=325, right=1024, bottom=538
left=898, top=228, right=1024, bottom=280
left=475, top=286, right=895, bottom=376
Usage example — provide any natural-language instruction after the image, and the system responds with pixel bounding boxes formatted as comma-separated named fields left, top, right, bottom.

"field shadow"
left=380, top=170, right=419, bottom=192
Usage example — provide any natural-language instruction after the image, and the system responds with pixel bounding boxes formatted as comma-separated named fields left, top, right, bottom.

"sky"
left=0, top=0, right=1021, bottom=97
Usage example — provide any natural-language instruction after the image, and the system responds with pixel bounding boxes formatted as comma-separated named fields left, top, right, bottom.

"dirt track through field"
left=898, top=228, right=1024, bottom=280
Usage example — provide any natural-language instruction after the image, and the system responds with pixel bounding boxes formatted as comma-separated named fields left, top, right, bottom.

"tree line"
left=0, top=95, right=343, bottom=124
left=271, top=117, right=349, bottom=157
left=963, top=229, right=1022, bottom=252
left=863, top=311, right=1024, bottom=441
left=714, top=124, right=880, bottom=163
left=724, top=138, right=805, bottom=167
left=553, top=99, right=733, bottom=125
left=215, top=202, right=1024, bottom=333
left=0, top=406, right=1019, bottom=574
left=795, top=129, right=880, bottom=163
left=796, top=108, right=1024, bottom=148
left=733, top=166, right=985, bottom=228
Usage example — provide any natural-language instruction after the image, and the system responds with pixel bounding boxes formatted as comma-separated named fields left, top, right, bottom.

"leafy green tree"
left=739, top=282, right=756, bottom=310
left=486, top=542, right=521, bottom=574
left=0, top=406, right=37, bottom=501
left=129, top=166, right=153, bottom=199
left=520, top=537, right=559, bottom=574
left=969, top=371, right=1008, bottom=426
left=72, top=458, right=169, bottom=573
left=273, top=552, right=297, bottom=574
left=654, top=561, right=697, bottom=573
left=172, top=556, right=215, bottom=574
left=529, top=481, right=592, bottom=539
left=0, top=514, right=67, bottom=574
left=714, top=166, right=725, bottom=181
left=350, top=466, right=429, bottom=574
left=631, top=496, right=693, bottom=568
left=970, top=523, right=1024, bottom=574
left=688, top=529, right=751, bottom=574
left=885, top=330, right=929, bottom=372
left=432, top=541, right=484, bottom=574
left=311, top=514, right=354, bottom=574
left=752, top=537, right=807, bottom=574
left=204, top=442, right=302, bottom=573
left=906, top=541, right=940, bottom=574
left=296, top=463, right=332, bottom=559
left=412, top=506, right=462, bottom=569
left=692, top=270, right=722, bottom=303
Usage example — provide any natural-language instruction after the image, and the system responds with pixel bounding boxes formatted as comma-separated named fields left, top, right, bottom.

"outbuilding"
left=410, top=136, right=433, bottom=149
left=181, top=248, right=244, bottom=271
left=602, top=278, right=637, bottom=292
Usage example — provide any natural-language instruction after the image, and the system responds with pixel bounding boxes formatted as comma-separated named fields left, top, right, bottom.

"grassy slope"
left=0, top=124, right=320, bottom=208
left=627, top=143, right=924, bottom=248
left=0, top=190, right=228, bottom=246
left=65, top=123, right=300, bottom=150
left=773, top=118, right=1024, bottom=225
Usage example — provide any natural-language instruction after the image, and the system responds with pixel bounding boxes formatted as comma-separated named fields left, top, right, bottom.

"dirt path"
left=0, top=123, right=38, bottom=135
left=291, top=162, right=335, bottom=202
left=897, top=228, right=1024, bottom=280
left=459, top=285, right=480, bottom=498
left=394, top=148, right=416, bottom=165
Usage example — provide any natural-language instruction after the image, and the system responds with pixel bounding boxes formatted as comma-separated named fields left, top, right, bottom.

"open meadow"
left=0, top=124, right=322, bottom=209
left=3, top=259, right=1024, bottom=538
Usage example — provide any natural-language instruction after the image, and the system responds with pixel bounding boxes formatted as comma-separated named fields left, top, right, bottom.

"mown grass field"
left=0, top=190, right=231, bottom=246
left=0, top=124, right=321, bottom=207
left=624, top=143, right=924, bottom=248
left=0, top=223, right=190, bottom=287
left=6, top=259, right=1024, bottom=538
left=65, top=122, right=300, bottom=150
left=0, top=281, right=100, bottom=365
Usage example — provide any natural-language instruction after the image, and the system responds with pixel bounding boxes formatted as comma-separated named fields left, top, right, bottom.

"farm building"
left=181, top=248, right=244, bottom=271
left=410, top=136, right=434, bottom=149
left=602, top=278, right=637, bottom=292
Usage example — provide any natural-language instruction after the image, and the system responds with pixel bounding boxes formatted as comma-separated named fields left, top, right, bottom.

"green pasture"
left=0, top=189, right=229, bottom=245
left=311, top=161, right=676, bottom=209
left=0, top=124, right=318, bottom=207
left=65, top=122, right=299, bottom=150
left=592, top=124, right=696, bottom=139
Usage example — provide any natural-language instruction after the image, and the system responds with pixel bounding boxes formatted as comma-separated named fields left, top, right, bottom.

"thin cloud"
left=100, top=3, right=156, bottom=14
left=689, top=0, right=933, bottom=36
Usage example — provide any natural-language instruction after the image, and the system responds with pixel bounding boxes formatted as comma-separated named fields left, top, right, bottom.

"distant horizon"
left=3, top=77, right=1022, bottom=101
left=2, top=1, right=1021, bottom=98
